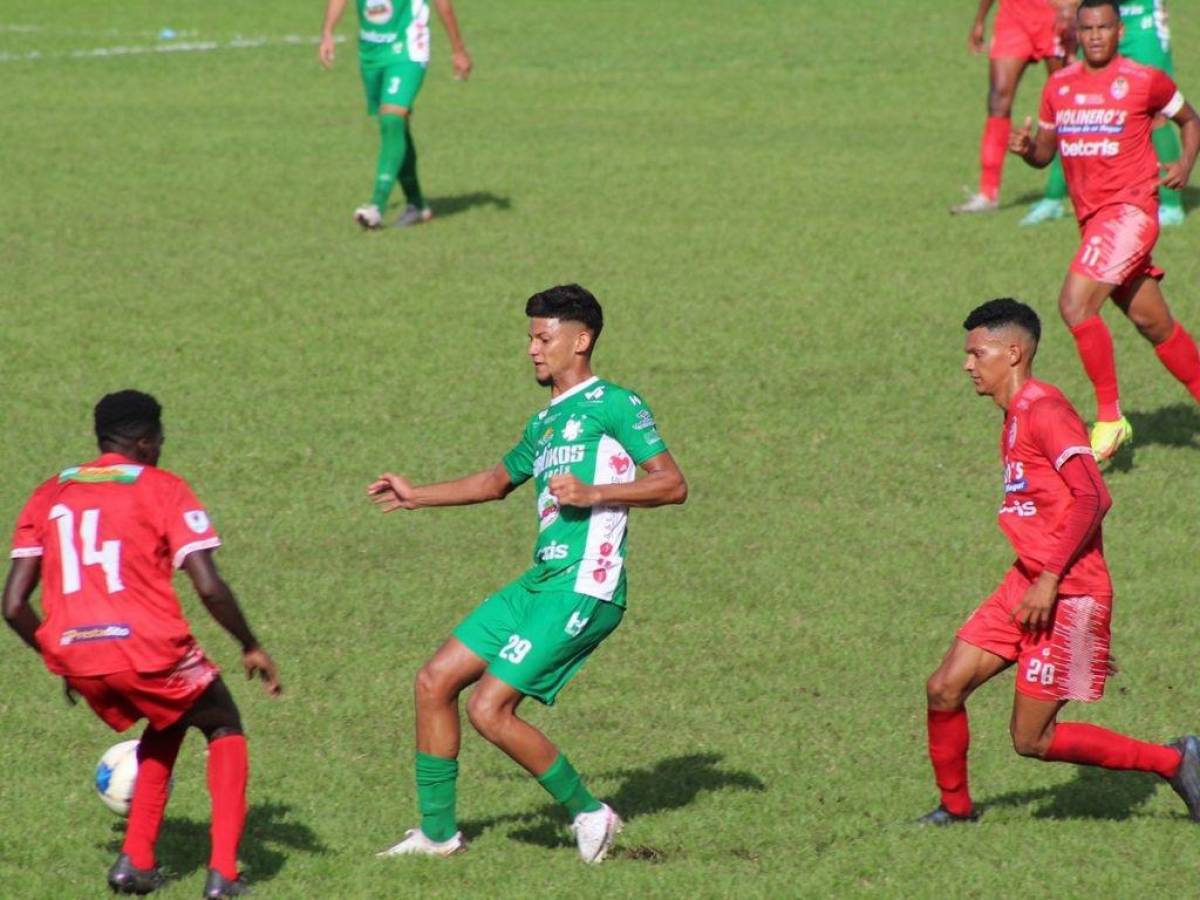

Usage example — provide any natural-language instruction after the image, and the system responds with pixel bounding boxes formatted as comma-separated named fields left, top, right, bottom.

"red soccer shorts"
left=1070, top=203, right=1164, bottom=288
left=957, top=566, right=1111, bottom=703
left=991, top=2, right=1062, bottom=61
left=66, top=644, right=219, bottom=732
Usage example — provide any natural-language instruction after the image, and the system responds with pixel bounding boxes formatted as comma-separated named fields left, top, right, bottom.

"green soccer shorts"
left=453, top=580, right=624, bottom=706
left=360, top=58, right=427, bottom=115
left=1121, top=34, right=1173, bottom=76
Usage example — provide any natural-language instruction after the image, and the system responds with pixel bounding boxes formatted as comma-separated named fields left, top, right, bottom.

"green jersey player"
left=1023, top=0, right=1187, bottom=226
left=367, top=284, right=687, bottom=862
left=319, top=0, right=471, bottom=229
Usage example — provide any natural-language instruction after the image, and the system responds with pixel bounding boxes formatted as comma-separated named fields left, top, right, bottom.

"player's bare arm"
left=368, top=463, right=515, bottom=511
left=1010, top=116, right=1057, bottom=167
left=548, top=452, right=688, bottom=509
left=318, top=0, right=349, bottom=69
left=182, top=550, right=282, bottom=696
left=969, top=0, right=996, bottom=54
left=433, top=0, right=472, bottom=80
left=1162, top=101, right=1200, bottom=190
left=1, top=556, right=42, bottom=652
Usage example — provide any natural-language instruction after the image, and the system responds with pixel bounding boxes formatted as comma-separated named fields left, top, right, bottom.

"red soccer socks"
left=979, top=116, right=1011, bottom=201
left=1044, top=722, right=1182, bottom=778
left=207, top=734, right=249, bottom=882
left=1071, top=316, right=1122, bottom=421
left=1154, top=321, right=1200, bottom=403
left=928, top=708, right=973, bottom=816
left=122, top=727, right=186, bottom=870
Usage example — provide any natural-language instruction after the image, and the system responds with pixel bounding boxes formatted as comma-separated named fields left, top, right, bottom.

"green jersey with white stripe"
left=502, top=377, right=668, bottom=607
left=356, top=0, right=431, bottom=67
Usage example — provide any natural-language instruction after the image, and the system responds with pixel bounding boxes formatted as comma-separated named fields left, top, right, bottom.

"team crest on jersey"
left=1110, top=77, right=1129, bottom=100
left=562, top=417, right=584, bottom=441
left=364, top=0, right=393, bottom=25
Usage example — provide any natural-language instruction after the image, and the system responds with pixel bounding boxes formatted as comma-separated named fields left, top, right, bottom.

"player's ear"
left=574, top=328, right=594, bottom=356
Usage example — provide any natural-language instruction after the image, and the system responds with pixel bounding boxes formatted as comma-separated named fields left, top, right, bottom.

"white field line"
left=0, top=33, right=343, bottom=64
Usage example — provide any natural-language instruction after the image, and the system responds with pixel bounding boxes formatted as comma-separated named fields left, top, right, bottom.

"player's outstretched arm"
left=548, top=452, right=688, bottom=510
left=1, top=557, right=42, bottom=652
left=368, top=463, right=515, bottom=511
left=433, top=0, right=472, bottom=80
left=182, top=550, right=282, bottom=696
left=318, top=0, right=349, bottom=69
left=1163, top=102, right=1200, bottom=190
left=1009, top=116, right=1057, bottom=168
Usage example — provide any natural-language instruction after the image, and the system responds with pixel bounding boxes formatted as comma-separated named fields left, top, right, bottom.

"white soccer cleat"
left=570, top=803, right=622, bottom=864
left=950, top=189, right=999, bottom=215
left=354, top=204, right=383, bottom=230
left=396, top=205, right=434, bottom=228
left=376, top=828, right=465, bottom=858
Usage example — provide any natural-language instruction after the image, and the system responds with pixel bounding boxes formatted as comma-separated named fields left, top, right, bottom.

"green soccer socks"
left=370, top=113, right=409, bottom=211
left=537, top=754, right=602, bottom=819
left=397, top=120, right=425, bottom=211
left=415, top=752, right=458, bottom=842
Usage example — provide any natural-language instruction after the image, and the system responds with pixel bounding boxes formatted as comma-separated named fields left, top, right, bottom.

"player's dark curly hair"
left=1078, top=0, right=1120, bottom=17
left=525, top=284, right=604, bottom=353
left=94, top=390, right=162, bottom=445
left=963, top=298, right=1042, bottom=343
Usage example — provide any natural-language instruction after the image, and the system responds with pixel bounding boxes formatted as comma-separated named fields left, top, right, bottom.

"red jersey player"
left=2, top=391, right=281, bottom=898
left=1011, top=0, right=1200, bottom=460
left=920, top=298, right=1200, bottom=826
left=952, top=0, right=1077, bottom=213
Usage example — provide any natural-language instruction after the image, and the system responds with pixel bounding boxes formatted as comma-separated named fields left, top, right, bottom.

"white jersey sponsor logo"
left=1060, top=138, right=1121, bottom=157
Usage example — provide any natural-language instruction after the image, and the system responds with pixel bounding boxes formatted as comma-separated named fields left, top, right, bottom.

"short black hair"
left=525, top=284, right=604, bottom=351
left=1078, top=0, right=1120, bottom=17
left=94, top=390, right=162, bottom=445
left=963, top=298, right=1042, bottom=343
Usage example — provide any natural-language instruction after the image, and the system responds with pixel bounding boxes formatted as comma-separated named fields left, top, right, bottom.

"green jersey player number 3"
left=366, top=284, right=687, bottom=864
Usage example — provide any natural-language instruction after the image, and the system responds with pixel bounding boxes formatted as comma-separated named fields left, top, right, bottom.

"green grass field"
left=3, top=1, right=1200, bottom=896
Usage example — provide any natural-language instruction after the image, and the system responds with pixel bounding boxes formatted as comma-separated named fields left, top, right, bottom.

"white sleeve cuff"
left=1055, top=446, right=1093, bottom=470
left=10, top=547, right=43, bottom=559
left=1162, top=90, right=1185, bottom=118
left=173, top=537, right=221, bottom=569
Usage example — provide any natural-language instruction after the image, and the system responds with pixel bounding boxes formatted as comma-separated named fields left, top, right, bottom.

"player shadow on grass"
left=459, top=753, right=766, bottom=851
left=981, top=765, right=1164, bottom=821
left=100, top=800, right=328, bottom=885
left=387, top=191, right=512, bottom=219
left=1104, top=403, right=1200, bottom=474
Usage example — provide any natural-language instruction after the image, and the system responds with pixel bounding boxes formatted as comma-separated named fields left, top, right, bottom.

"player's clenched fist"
left=368, top=473, right=419, bottom=511
left=548, top=473, right=600, bottom=508
left=1008, top=116, right=1035, bottom=157
left=243, top=647, right=283, bottom=697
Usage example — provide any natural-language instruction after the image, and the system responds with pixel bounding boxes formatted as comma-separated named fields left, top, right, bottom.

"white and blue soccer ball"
left=95, top=740, right=140, bottom=817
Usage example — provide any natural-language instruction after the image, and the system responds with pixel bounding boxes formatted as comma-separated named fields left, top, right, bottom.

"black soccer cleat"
left=202, top=868, right=251, bottom=898
left=915, top=804, right=980, bottom=826
left=107, top=853, right=164, bottom=895
left=1166, top=735, right=1200, bottom=822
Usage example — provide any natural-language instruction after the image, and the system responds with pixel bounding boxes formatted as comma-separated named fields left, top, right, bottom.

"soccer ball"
left=95, top=740, right=140, bottom=817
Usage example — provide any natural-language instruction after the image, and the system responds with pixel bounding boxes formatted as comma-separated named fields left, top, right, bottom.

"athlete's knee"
left=1058, top=291, right=1092, bottom=328
left=415, top=661, right=457, bottom=707
left=986, top=86, right=1015, bottom=117
left=465, top=691, right=506, bottom=742
left=180, top=678, right=243, bottom=739
left=1010, top=727, right=1050, bottom=759
left=926, top=672, right=966, bottom=711
left=379, top=104, right=410, bottom=118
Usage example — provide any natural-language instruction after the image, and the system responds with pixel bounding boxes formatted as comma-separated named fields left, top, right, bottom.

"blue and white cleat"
left=1019, top=198, right=1065, bottom=226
